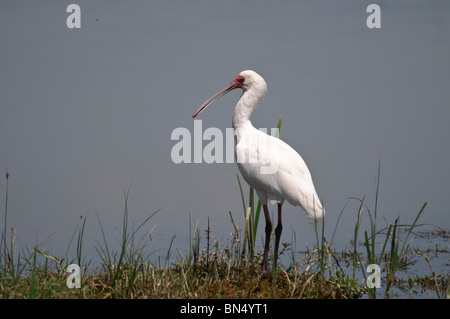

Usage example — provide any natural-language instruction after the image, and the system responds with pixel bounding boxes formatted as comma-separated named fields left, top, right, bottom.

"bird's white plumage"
left=232, top=70, right=324, bottom=221
left=192, top=69, right=324, bottom=273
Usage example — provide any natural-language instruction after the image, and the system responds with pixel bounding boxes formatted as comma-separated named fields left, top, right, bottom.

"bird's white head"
left=237, top=70, right=267, bottom=92
left=192, top=70, right=267, bottom=118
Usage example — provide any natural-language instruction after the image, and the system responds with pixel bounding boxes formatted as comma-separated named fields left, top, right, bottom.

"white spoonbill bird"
left=192, top=70, right=324, bottom=274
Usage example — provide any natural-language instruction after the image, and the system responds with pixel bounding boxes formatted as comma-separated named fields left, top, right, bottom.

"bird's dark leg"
left=274, top=203, right=283, bottom=272
left=261, top=204, right=272, bottom=275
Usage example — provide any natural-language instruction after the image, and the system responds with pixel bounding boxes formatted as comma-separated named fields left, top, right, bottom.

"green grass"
left=1, top=160, right=448, bottom=299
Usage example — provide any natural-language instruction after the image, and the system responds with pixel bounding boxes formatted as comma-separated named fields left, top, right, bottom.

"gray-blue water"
left=1, top=1, right=449, bottom=298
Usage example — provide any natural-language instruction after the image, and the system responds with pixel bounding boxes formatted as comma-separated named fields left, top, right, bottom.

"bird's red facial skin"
left=234, top=75, right=245, bottom=88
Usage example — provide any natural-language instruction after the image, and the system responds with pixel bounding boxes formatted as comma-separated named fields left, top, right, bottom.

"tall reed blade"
left=1, top=171, right=10, bottom=270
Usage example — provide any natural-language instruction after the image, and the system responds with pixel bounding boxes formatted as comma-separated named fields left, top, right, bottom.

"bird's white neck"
left=232, top=83, right=267, bottom=129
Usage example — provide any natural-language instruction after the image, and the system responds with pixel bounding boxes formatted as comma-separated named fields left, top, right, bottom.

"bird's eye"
left=237, top=77, right=244, bottom=83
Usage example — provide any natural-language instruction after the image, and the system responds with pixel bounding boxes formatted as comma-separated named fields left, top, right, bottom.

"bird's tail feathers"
left=304, top=195, right=325, bottom=222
